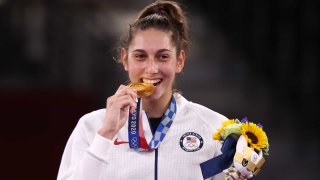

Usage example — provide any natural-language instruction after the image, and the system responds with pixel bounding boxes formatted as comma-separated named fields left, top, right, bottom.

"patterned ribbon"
left=128, top=96, right=176, bottom=151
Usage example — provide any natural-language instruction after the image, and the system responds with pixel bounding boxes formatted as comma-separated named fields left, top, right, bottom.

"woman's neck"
left=142, top=92, right=172, bottom=118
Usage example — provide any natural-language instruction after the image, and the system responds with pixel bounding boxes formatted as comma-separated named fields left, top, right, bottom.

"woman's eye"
left=134, top=54, right=146, bottom=60
left=158, top=54, right=169, bottom=61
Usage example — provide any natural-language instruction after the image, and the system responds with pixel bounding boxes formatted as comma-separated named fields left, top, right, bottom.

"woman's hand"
left=98, top=85, right=137, bottom=140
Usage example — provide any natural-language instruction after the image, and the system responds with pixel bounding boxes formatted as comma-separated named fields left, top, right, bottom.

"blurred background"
left=0, top=0, right=319, bottom=179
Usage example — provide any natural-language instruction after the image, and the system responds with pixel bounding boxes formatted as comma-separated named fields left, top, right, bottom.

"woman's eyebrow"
left=157, top=49, right=172, bottom=53
left=132, top=49, right=146, bottom=53
left=131, top=49, right=172, bottom=54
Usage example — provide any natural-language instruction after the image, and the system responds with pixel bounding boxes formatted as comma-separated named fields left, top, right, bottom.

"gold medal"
left=128, top=82, right=155, bottom=97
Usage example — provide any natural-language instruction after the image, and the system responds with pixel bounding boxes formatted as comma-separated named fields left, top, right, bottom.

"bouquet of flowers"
left=213, top=118, right=269, bottom=179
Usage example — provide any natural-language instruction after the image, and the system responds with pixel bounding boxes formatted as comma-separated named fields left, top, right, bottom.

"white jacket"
left=57, top=93, right=227, bottom=180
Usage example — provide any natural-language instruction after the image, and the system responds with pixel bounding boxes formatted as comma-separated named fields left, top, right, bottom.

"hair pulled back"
left=119, top=0, right=189, bottom=61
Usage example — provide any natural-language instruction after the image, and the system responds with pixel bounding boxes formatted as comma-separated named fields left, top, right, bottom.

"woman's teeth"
left=143, top=79, right=161, bottom=85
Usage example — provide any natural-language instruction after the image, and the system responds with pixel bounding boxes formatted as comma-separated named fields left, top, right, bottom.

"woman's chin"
left=143, top=93, right=159, bottom=101
left=143, top=90, right=173, bottom=102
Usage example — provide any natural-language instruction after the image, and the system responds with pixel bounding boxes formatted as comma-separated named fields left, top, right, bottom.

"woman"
left=57, top=1, right=227, bottom=179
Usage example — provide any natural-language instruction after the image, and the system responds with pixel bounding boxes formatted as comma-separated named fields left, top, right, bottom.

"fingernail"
left=135, top=98, right=138, bottom=102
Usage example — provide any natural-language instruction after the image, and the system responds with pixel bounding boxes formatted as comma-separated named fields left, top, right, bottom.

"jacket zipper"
left=147, top=116, right=158, bottom=180
left=155, top=148, right=158, bottom=180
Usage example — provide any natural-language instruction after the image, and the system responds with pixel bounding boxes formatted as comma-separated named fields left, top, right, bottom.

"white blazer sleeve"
left=57, top=116, right=112, bottom=180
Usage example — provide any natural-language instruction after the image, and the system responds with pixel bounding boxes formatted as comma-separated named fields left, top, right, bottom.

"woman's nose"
left=145, top=59, right=159, bottom=74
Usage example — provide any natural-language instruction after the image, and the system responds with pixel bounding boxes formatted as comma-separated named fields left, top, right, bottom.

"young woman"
left=58, top=1, right=227, bottom=179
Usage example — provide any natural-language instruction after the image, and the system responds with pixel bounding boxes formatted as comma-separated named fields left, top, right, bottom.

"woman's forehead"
left=129, top=29, right=176, bottom=52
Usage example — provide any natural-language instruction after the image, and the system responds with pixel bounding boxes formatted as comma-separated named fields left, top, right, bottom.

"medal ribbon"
left=128, top=98, right=141, bottom=149
left=128, top=96, right=176, bottom=151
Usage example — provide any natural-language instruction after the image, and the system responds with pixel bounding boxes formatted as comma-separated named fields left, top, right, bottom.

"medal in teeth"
left=128, top=82, right=155, bottom=98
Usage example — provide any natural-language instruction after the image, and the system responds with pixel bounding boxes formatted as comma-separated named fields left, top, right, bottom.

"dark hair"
left=117, top=0, right=189, bottom=62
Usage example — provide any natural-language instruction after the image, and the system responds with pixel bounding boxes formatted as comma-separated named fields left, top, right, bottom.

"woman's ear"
left=176, top=50, right=186, bottom=73
left=121, top=48, right=128, bottom=71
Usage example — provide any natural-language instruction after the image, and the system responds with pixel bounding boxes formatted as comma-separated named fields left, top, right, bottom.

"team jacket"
left=57, top=93, right=227, bottom=180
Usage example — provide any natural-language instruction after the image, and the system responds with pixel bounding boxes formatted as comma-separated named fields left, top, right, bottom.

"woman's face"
left=122, top=28, right=185, bottom=101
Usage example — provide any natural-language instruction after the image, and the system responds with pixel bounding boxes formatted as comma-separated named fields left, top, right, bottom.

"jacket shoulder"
left=177, top=94, right=227, bottom=129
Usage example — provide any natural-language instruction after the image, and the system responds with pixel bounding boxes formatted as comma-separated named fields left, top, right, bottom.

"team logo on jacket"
left=179, top=132, right=203, bottom=152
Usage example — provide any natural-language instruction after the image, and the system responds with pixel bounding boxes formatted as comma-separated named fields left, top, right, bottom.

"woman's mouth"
left=142, top=78, right=162, bottom=86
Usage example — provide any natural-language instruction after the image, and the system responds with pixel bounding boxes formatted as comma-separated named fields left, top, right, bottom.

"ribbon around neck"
left=128, top=96, right=176, bottom=152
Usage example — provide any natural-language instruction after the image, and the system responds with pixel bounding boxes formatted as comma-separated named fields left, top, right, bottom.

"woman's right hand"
left=98, top=85, right=138, bottom=140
